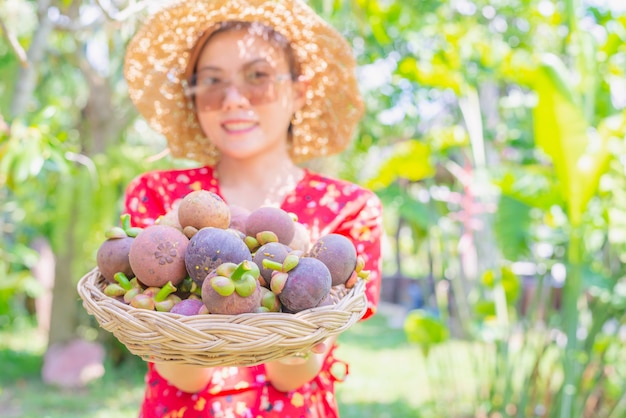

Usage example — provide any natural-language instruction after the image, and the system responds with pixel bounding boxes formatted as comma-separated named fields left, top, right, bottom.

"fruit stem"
left=126, top=226, right=143, bottom=238
left=120, top=213, right=133, bottom=235
left=154, top=281, right=177, bottom=302
left=114, top=272, right=133, bottom=291
left=231, top=260, right=260, bottom=281
left=262, top=258, right=284, bottom=272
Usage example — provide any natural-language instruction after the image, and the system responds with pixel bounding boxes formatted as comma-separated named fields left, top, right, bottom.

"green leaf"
left=496, top=167, right=563, bottom=211
left=474, top=300, right=496, bottom=318
left=397, top=56, right=418, bottom=81
left=493, top=195, right=532, bottom=261
left=426, top=125, right=469, bottom=152
left=532, top=55, right=612, bottom=226
left=403, top=309, right=449, bottom=355
left=398, top=198, right=433, bottom=231
left=480, top=267, right=521, bottom=307
left=500, top=266, right=522, bottom=303
left=375, top=182, right=437, bottom=232
left=366, top=140, right=434, bottom=190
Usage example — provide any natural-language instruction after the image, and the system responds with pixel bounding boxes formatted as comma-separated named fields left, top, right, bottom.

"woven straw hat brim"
left=124, top=0, right=364, bottom=166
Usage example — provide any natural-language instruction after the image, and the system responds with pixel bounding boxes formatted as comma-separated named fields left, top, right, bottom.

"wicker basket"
left=77, top=268, right=367, bottom=367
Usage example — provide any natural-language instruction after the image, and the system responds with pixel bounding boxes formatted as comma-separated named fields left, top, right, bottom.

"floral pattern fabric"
left=124, top=166, right=382, bottom=418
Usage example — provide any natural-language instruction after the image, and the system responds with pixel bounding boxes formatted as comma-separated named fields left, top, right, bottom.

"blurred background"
left=1, top=0, right=625, bottom=417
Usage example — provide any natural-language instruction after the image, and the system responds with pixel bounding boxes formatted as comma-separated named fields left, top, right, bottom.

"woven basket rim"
left=77, top=267, right=367, bottom=366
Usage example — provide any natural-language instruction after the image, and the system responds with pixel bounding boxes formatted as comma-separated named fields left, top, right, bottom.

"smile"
left=222, top=120, right=258, bottom=133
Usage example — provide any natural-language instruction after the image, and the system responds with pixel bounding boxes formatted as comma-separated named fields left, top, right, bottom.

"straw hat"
left=124, top=0, right=364, bottom=166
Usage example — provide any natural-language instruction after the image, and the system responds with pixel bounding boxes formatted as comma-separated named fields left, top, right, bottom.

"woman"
left=122, top=1, right=383, bottom=416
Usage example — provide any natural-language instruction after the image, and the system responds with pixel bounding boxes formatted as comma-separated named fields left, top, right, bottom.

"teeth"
left=223, top=121, right=256, bottom=131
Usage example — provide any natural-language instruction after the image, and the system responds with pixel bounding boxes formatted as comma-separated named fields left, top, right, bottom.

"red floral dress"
left=124, top=166, right=383, bottom=418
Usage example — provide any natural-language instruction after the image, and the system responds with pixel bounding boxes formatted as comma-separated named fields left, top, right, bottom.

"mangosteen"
left=201, top=260, right=262, bottom=315
left=185, top=227, right=252, bottom=287
left=308, top=233, right=358, bottom=286
left=128, top=224, right=190, bottom=287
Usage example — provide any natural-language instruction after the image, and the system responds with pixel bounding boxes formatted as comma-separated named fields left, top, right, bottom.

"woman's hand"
left=276, top=340, right=329, bottom=365
left=153, top=362, right=213, bottom=393
left=265, top=337, right=335, bottom=392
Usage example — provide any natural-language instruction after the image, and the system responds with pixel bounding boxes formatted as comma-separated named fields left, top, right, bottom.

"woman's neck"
left=215, top=151, right=304, bottom=211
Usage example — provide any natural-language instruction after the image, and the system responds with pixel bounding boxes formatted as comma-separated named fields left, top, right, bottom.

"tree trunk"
left=10, top=0, right=53, bottom=117
left=31, top=237, right=55, bottom=337
left=47, top=185, right=80, bottom=347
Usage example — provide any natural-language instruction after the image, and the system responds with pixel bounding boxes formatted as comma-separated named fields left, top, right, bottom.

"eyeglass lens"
left=189, top=69, right=291, bottom=111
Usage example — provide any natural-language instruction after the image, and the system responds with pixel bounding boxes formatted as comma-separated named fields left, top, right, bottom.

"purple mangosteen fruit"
left=185, top=227, right=252, bottom=287
left=201, top=260, right=262, bottom=315
left=308, top=233, right=358, bottom=286
left=128, top=224, right=190, bottom=287
left=270, top=257, right=331, bottom=313
left=245, top=206, right=296, bottom=245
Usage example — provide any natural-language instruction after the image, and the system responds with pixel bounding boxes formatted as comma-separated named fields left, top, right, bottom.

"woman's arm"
left=153, top=363, right=213, bottom=393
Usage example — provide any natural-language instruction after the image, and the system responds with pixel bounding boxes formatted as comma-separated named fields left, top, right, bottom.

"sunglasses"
left=183, top=68, right=293, bottom=111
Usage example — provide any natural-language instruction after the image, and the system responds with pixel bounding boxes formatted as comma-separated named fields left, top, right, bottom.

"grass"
left=336, top=313, right=427, bottom=417
left=0, top=311, right=426, bottom=417
left=0, top=325, right=146, bottom=418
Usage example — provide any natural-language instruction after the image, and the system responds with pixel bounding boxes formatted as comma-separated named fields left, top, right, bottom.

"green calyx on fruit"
left=234, top=275, right=258, bottom=297
left=255, top=231, right=278, bottom=246
left=260, top=287, right=281, bottom=312
left=261, top=252, right=300, bottom=273
left=130, top=293, right=155, bottom=310
left=210, top=275, right=236, bottom=296
left=245, top=230, right=279, bottom=253
left=125, top=281, right=182, bottom=311
left=282, top=254, right=300, bottom=272
left=105, top=227, right=128, bottom=239
left=231, top=260, right=260, bottom=297
left=344, top=256, right=370, bottom=289
left=355, top=255, right=370, bottom=280
left=178, top=276, right=200, bottom=296
left=245, top=236, right=260, bottom=252
left=355, top=256, right=365, bottom=273
left=104, top=283, right=126, bottom=297
left=120, top=213, right=143, bottom=237
left=110, top=272, right=145, bottom=303
left=231, top=260, right=260, bottom=281
left=209, top=260, right=260, bottom=298
left=269, top=271, right=288, bottom=294
left=215, top=262, right=238, bottom=277
left=104, top=214, right=143, bottom=240
left=123, top=287, right=141, bottom=304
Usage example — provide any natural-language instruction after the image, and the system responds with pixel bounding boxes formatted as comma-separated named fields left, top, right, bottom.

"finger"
left=277, top=352, right=309, bottom=365
left=311, top=342, right=327, bottom=354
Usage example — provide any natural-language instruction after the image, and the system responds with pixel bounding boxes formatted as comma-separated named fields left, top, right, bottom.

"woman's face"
left=193, top=29, right=305, bottom=162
